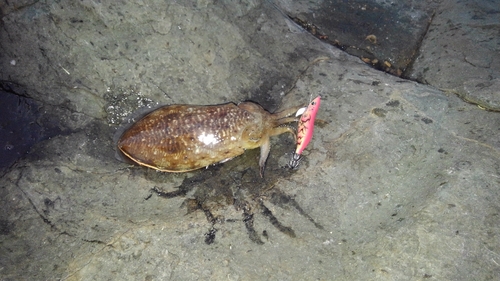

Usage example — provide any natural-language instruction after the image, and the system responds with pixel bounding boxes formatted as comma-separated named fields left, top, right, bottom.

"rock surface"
left=407, top=0, right=500, bottom=111
left=1, top=1, right=499, bottom=280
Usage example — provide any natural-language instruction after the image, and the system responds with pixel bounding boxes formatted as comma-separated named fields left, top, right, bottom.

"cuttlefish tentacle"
left=259, top=138, right=271, bottom=177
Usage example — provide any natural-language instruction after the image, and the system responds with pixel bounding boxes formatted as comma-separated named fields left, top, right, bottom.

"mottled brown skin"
left=118, top=102, right=301, bottom=176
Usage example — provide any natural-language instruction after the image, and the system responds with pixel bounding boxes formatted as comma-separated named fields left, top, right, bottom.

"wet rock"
left=0, top=1, right=499, bottom=280
left=406, top=0, right=500, bottom=111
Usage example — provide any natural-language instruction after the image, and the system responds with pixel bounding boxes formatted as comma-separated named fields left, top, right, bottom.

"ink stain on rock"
left=151, top=135, right=323, bottom=245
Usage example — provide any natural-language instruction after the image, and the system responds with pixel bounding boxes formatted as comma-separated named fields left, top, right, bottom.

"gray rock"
left=0, top=1, right=499, bottom=280
left=407, top=0, right=500, bottom=111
